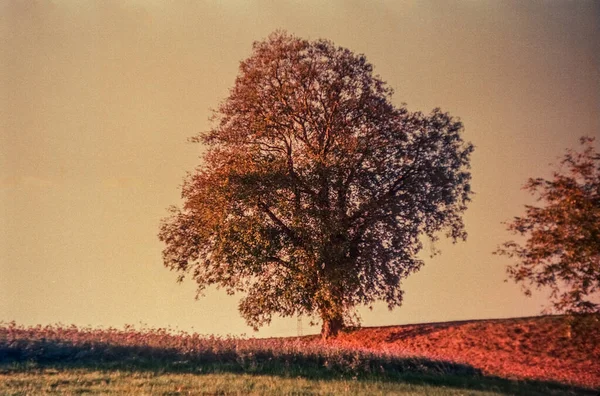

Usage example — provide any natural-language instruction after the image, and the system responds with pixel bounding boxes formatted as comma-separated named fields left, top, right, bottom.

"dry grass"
left=0, top=315, right=597, bottom=394
left=327, top=315, right=599, bottom=389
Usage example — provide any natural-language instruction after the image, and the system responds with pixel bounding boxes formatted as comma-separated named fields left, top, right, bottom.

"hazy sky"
left=1, top=0, right=599, bottom=337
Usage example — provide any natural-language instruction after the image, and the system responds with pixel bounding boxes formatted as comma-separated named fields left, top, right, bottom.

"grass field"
left=329, top=315, right=600, bottom=388
left=1, top=365, right=594, bottom=395
left=0, top=369, right=535, bottom=395
left=0, top=369, right=579, bottom=395
left=1, top=315, right=598, bottom=395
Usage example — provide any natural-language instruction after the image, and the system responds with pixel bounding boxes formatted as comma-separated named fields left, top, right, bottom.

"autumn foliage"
left=496, top=137, right=600, bottom=315
left=159, top=31, right=473, bottom=338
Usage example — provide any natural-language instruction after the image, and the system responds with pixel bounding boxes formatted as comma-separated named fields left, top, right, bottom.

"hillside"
left=1, top=315, right=598, bottom=393
left=325, top=315, right=599, bottom=388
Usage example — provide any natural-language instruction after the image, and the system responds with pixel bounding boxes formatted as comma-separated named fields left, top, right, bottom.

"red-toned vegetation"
left=329, top=315, right=599, bottom=388
left=0, top=322, right=476, bottom=379
left=1, top=315, right=597, bottom=390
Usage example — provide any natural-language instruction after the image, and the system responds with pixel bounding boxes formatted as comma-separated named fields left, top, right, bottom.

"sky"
left=1, top=0, right=599, bottom=337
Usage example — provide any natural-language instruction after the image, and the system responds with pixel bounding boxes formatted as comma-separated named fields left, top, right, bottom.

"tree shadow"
left=0, top=340, right=595, bottom=396
left=384, top=322, right=458, bottom=342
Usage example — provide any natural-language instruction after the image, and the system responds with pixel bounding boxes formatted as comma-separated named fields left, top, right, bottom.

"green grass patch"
left=0, top=368, right=569, bottom=396
left=1, top=360, right=594, bottom=395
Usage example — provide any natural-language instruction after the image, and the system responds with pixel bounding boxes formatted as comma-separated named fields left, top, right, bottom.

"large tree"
left=495, top=137, right=600, bottom=315
left=159, top=32, right=473, bottom=339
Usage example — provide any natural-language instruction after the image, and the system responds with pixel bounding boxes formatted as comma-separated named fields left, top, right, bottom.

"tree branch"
left=257, top=201, right=304, bottom=248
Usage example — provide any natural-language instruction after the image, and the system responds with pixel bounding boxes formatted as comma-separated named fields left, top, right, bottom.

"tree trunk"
left=321, top=312, right=344, bottom=340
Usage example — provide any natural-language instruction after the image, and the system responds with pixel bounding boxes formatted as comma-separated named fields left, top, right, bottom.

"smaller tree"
left=495, top=137, right=600, bottom=315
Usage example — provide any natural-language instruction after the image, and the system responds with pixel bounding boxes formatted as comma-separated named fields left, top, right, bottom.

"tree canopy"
left=159, top=32, right=474, bottom=338
left=495, top=137, right=600, bottom=315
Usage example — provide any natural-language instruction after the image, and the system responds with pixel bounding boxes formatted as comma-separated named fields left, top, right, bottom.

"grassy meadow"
left=0, top=316, right=598, bottom=395
left=0, top=369, right=568, bottom=395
